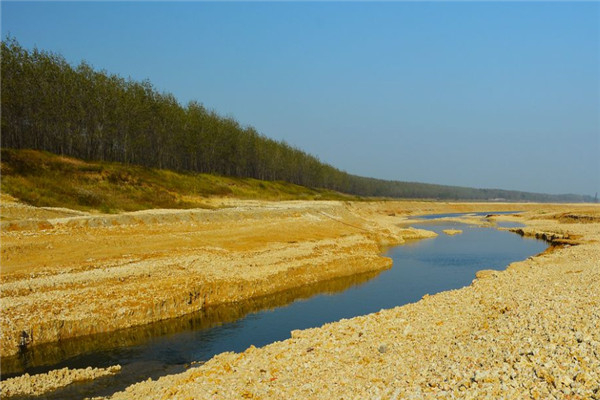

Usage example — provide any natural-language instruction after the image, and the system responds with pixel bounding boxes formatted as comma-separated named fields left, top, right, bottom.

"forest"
left=1, top=36, right=592, bottom=203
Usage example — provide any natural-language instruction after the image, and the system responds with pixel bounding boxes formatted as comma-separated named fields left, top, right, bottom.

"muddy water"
left=2, top=218, right=547, bottom=399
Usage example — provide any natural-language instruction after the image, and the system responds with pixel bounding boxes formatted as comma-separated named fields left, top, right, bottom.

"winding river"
left=3, top=215, right=548, bottom=399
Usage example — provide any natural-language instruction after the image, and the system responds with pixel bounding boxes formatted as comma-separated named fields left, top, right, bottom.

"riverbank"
left=1, top=196, right=446, bottom=358
left=1, top=365, right=121, bottom=398
left=103, top=205, right=600, bottom=399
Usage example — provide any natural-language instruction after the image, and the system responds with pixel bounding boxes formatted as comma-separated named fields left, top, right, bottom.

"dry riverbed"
left=1, top=197, right=599, bottom=398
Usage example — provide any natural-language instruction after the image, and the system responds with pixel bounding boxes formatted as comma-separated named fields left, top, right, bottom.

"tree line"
left=0, top=36, right=592, bottom=203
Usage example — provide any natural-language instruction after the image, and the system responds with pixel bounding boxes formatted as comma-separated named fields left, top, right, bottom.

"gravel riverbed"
left=106, top=208, right=600, bottom=399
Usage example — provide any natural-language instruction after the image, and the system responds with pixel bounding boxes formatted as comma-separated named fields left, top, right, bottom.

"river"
left=3, top=215, right=547, bottom=399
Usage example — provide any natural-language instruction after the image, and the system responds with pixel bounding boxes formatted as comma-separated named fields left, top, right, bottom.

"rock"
left=1, top=365, right=121, bottom=397
left=443, top=229, right=463, bottom=236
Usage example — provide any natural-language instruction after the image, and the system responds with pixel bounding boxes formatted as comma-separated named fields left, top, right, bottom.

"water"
left=414, top=211, right=521, bottom=220
left=2, top=217, right=547, bottom=399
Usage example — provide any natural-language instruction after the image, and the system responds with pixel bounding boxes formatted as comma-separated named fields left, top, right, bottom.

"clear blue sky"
left=2, top=2, right=599, bottom=196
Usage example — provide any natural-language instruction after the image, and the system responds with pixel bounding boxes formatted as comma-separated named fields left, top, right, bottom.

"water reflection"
left=1, top=269, right=382, bottom=378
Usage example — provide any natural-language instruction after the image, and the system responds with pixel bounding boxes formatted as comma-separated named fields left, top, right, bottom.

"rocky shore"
left=105, top=207, right=600, bottom=399
left=1, top=365, right=121, bottom=398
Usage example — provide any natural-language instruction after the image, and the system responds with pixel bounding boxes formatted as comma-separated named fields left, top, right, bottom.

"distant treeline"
left=0, top=37, right=592, bottom=202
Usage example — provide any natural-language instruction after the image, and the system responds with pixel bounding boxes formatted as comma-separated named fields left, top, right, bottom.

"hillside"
left=0, top=149, right=357, bottom=213
left=0, top=36, right=593, bottom=203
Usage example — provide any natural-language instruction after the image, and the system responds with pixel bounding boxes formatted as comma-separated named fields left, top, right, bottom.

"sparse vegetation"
left=0, top=149, right=357, bottom=212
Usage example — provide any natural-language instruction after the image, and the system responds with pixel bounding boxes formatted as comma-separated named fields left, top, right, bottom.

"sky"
left=2, top=2, right=599, bottom=196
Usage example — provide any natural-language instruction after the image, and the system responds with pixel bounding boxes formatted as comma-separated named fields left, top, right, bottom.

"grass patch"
left=0, top=149, right=359, bottom=212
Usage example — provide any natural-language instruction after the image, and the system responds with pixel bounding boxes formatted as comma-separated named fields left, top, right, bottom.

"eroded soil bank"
left=1, top=197, right=446, bottom=358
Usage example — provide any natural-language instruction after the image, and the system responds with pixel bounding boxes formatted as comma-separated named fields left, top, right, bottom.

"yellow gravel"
left=1, top=365, right=121, bottom=398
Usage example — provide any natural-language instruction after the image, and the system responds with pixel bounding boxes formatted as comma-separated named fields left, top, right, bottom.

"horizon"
left=2, top=2, right=599, bottom=196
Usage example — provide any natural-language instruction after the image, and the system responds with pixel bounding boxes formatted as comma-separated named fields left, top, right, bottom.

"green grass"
left=0, top=149, right=359, bottom=212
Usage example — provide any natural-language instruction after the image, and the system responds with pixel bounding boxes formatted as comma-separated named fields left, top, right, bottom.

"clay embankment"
left=106, top=206, right=600, bottom=399
left=1, top=198, right=438, bottom=357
